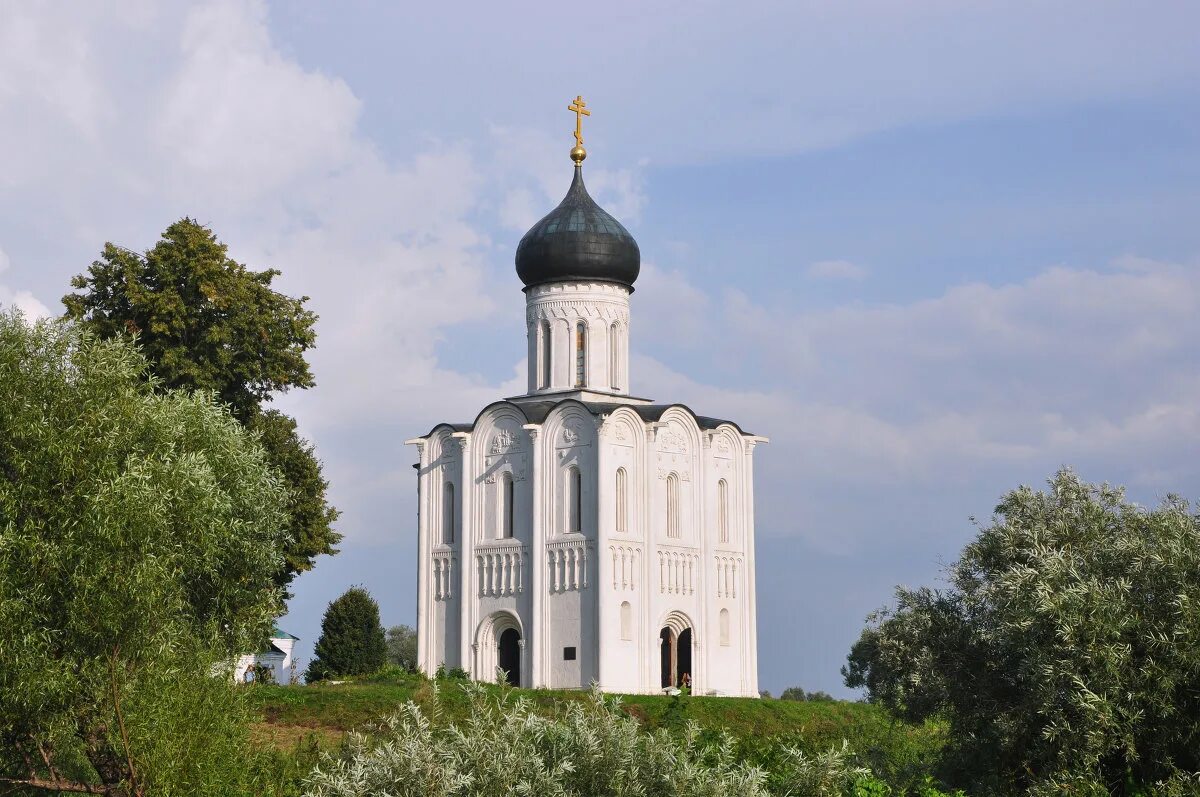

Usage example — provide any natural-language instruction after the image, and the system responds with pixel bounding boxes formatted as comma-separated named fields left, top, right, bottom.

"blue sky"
left=1, top=0, right=1198, bottom=696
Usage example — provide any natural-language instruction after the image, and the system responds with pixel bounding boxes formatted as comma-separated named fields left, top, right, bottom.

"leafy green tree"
left=0, top=310, right=292, bottom=795
left=249, top=409, right=340, bottom=588
left=62, top=218, right=340, bottom=590
left=307, top=588, right=387, bottom=681
left=385, top=624, right=419, bottom=671
left=844, top=469, right=1200, bottom=795
left=779, top=687, right=835, bottom=702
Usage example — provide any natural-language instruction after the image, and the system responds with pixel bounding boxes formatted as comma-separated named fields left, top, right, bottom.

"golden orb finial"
left=568, top=95, right=591, bottom=164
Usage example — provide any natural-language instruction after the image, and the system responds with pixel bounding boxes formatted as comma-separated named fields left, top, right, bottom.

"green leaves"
left=0, top=310, right=292, bottom=793
left=62, top=218, right=341, bottom=591
left=307, top=587, right=388, bottom=681
left=63, top=219, right=317, bottom=419
left=844, top=469, right=1200, bottom=793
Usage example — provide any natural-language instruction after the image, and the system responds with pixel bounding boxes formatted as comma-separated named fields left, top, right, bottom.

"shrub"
left=845, top=469, right=1200, bottom=793
left=302, top=682, right=896, bottom=797
left=307, top=588, right=387, bottom=681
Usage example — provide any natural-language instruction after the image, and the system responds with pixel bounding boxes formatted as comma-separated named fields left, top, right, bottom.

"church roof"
left=421, top=399, right=752, bottom=440
left=514, top=166, right=641, bottom=291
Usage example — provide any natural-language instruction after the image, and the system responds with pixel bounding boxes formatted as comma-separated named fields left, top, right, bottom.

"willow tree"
left=844, top=470, right=1200, bottom=795
left=0, top=310, right=291, bottom=795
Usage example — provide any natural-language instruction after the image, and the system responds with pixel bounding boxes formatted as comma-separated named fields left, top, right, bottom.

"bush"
left=845, top=470, right=1200, bottom=794
left=302, top=683, right=886, bottom=797
left=307, top=587, right=387, bottom=681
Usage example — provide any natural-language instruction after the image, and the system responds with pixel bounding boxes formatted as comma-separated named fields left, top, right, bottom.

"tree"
left=779, top=687, right=835, bottom=702
left=844, top=470, right=1200, bottom=795
left=0, top=310, right=291, bottom=794
left=385, top=624, right=418, bottom=672
left=307, top=588, right=387, bottom=681
left=62, top=218, right=340, bottom=590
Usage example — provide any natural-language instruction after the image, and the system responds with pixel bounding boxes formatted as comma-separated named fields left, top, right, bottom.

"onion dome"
left=514, top=165, right=641, bottom=292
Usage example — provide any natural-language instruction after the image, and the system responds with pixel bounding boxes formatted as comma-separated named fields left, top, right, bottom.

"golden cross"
left=568, top=95, right=591, bottom=147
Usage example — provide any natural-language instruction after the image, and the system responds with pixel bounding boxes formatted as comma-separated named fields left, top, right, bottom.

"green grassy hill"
left=247, top=672, right=945, bottom=790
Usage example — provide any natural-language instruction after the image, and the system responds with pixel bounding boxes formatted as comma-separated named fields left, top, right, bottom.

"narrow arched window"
left=666, top=473, right=679, bottom=538
left=609, top=322, right=620, bottom=390
left=615, top=467, right=628, bottom=533
left=443, top=482, right=455, bottom=544
left=568, top=466, right=582, bottom=533
left=620, top=601, right=632, bottom=641
left=499, top=472, right=514, bottom=539
left=540, top=320, right=551, bottom=389
left=719, top=608, right=731, bottom=646
left=717, top=479, right=729, bottom=544
left=575, top=321, right=587, bottom=388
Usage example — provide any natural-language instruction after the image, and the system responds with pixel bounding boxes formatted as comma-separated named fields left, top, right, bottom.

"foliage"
left=307, top=588, right=387, bottom=682
left=248, top=675, right=945, bottom=795
left=385, top=624, right=418, bottom=671
left=249, top=409, right=340, bottom=590
left=844, top=469, right=1200, bottom=794
left=781, top=687, right=836, bottom=703
left=62, top=218, right=317, bottom=418
left=62, top=217, right=340, bottom=591
left=0, top=310, right=292, bottom=794
left=304, top=683, right=771, bottom=797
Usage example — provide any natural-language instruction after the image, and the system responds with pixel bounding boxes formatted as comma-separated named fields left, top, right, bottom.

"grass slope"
left=248, top=672, right=944, bottom=788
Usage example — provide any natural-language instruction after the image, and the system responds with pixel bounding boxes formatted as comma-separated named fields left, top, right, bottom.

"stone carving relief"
left=432, top=553, right=455, bottom=601
left=657, top=426, right=687, bottom=454
left=490, top=429, right=515, bottom=454
left=609, top=545, right=640, bottom=591
left=657, top=549, right=700, bottom=595
left=476, top=545, right=524, bottom=597
left=547, top=539, right=589, bottom=592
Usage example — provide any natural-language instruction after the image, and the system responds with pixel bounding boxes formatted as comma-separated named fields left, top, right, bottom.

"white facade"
left=234, top=629, right=297, bottom=685
left=408, top=276, right=766, bottom=696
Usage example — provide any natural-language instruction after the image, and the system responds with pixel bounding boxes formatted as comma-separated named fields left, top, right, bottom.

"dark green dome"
left=515, top=166, right=641, bottom=291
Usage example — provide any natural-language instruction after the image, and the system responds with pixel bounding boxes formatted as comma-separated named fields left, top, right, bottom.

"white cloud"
left=0, top=247, right=50, bottom=319
left=806, top=260, right=868, bottom=281
left=634, top=258, right=1200, bottom=551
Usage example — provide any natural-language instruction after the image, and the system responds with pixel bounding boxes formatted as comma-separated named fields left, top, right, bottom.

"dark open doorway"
left=659, top=627, right=673, bottom=688
left=677, top=628, right=692, bottom=687
left=659, top=624, right=692, bottom=689
left=498, top=627, right=521, bottom=686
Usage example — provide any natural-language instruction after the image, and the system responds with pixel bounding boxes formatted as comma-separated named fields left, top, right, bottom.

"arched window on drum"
left=575, top=321, right=587, bottom=388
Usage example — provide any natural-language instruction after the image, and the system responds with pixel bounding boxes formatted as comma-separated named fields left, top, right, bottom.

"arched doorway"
left=475, top=611, right=523, bottom=687
left=658, top=614, right=694, bottom=690
left=498, top=628, right=521, bottom=686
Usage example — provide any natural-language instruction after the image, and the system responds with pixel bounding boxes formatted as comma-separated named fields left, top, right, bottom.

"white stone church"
left=407, top=116, right=765, bottom=696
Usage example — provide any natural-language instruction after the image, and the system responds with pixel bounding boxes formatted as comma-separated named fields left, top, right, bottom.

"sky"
left=2, top=0, right=1198, bottom=697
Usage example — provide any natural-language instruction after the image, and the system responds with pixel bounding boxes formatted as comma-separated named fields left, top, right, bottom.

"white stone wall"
left=411, top=401, right=762, bottom=696
left=525, top=282, right=630, bottom=395
left=410, top=280, right=761, bottom=697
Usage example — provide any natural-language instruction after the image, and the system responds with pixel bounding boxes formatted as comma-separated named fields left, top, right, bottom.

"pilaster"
left=452, top=431, right=474, bottom=672
left=523, top=423, right=545, bottom=687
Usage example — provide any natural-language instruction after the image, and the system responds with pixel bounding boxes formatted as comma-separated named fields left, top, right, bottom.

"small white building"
left=407, top=133, right=765, bottom=697
left=234, top=627, right=298, bottom=685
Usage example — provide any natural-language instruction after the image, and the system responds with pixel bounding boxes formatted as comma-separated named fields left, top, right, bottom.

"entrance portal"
left=498, top=628, right=521, bottom=686
left=658, top=624, right=693, bottom=689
